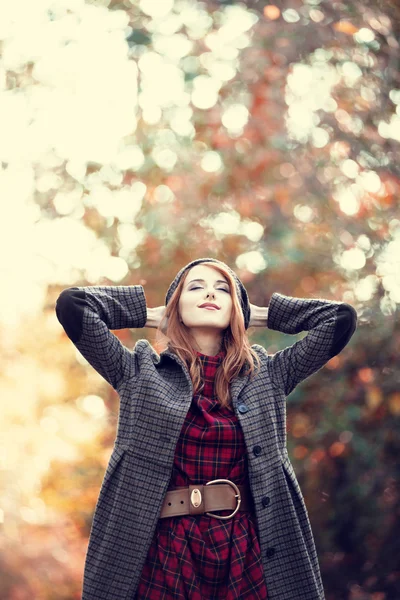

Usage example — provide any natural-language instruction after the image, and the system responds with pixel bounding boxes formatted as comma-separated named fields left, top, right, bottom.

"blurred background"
left=0, top=0, right=399, bottom=598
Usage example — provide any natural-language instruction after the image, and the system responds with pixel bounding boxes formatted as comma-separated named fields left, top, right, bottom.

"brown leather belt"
left=159, top=479, right=254, bottom=520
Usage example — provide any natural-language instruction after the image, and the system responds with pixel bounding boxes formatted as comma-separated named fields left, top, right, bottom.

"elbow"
left=55, top=287, right=81, bottom=319
left=55, top=287, right=85, bottom=343
left=343, top=303, right=358, bottom=337
left=330, top=303, right=358, bottom=356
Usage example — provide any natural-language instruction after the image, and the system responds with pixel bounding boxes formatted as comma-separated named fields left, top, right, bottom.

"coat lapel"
left=158, top=347, right=193, bottom=396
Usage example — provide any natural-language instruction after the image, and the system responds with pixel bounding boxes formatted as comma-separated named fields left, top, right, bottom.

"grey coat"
left=55, top=285, right=357, bottom=600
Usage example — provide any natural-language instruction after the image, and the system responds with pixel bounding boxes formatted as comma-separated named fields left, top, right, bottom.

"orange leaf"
left=388, top=392, right=400, bottom=416
left=333, top=21, right=359, bottom=35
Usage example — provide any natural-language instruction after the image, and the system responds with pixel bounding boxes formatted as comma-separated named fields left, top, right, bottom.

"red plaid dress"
left=134, top=348, right=268, bottom=599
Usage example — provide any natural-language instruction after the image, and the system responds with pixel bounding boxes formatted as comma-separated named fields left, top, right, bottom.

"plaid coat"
left=55, top=285, right=357, bottom=600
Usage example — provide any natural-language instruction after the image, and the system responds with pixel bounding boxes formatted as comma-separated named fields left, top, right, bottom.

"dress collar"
left=195, top=347, right=226, bottom=361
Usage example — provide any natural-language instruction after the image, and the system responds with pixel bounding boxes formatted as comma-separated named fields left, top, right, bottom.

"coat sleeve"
left=266, top=292, right=357, bottom=396
left=55, top=285, right=147, bottom=391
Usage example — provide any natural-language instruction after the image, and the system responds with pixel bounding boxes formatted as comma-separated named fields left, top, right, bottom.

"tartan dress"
left=134, top=348, right=268, bottom=600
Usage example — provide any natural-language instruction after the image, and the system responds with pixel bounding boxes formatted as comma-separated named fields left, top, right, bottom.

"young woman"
left=55, top=257, right=357, bottom=600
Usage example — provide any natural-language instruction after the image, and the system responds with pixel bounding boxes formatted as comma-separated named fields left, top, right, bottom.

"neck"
left=189, top=329, right=223, bottom=356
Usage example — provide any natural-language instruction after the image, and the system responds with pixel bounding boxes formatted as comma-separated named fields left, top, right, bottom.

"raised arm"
left=55, top=285, right=147, bottom=391
left=260, top=292, right=357, bottom=396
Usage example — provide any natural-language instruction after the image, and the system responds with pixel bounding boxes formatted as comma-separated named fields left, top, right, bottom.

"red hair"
left=153, top=262, right=261, bottom=409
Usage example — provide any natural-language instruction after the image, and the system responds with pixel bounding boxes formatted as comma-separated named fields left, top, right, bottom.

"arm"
left=251, top=293, right=357, bottom=396
left=55, top=285, right=147, bottom=391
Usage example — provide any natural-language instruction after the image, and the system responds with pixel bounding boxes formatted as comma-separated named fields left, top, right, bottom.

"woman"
left=55, top=257, right=357, bottom=600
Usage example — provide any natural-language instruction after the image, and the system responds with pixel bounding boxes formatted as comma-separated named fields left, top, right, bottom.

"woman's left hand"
left=249, top=303, right=269, bottom=328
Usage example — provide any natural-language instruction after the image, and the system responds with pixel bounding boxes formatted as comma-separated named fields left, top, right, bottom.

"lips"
left=199, top=303, right=220, bottom=310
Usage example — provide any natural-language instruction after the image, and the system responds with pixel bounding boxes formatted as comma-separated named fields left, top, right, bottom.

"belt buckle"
left=204, top=478, right=241, bottom=520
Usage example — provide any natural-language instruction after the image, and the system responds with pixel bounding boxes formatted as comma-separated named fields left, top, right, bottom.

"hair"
left=153, top=262, right=261, bottom=409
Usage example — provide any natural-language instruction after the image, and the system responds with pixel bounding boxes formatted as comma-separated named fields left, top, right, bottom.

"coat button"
left=262, top=496, right=270, bottom=507
left=253, top=445, right=262, bottom=456
left=266, top=547, right=275, bottom=559
left=238, top=403, right=249, bottom=413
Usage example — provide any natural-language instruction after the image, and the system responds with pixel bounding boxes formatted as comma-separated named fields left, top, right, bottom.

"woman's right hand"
left=145, top=306, right=167, bottom=330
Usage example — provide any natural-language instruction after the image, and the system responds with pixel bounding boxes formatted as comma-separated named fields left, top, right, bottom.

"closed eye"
left=190, top=286, right=230, bottom=293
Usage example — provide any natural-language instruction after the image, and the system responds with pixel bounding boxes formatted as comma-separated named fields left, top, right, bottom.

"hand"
left=249, top=303, right=269, bottom=328
left=249, top=303, right=257, bottom=328
left=158, top=306, right=168, bottom=334
left=145, top=306, right=167, bottom=329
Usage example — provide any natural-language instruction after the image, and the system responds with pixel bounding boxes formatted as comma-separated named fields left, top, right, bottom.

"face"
left=178, top=264, right=233, bottom=333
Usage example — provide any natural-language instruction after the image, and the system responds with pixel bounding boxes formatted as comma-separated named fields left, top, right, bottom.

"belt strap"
left=159, top=480, right=254, bottom=520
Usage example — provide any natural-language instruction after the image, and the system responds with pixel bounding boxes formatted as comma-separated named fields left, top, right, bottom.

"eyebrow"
left=186, top=278, right=229, bottom=287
